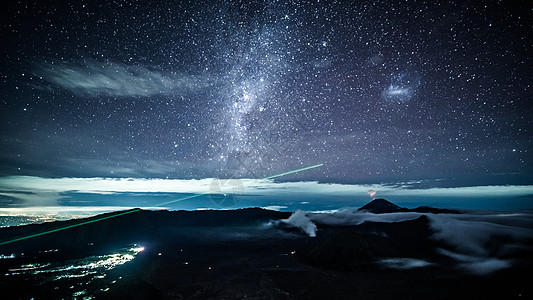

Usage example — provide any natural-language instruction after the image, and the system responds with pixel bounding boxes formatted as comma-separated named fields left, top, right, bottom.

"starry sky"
left=1, top=0, right=532, bottom=188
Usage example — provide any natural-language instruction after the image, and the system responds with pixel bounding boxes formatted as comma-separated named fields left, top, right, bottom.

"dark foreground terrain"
left=0, top=201, right=532, bottom=299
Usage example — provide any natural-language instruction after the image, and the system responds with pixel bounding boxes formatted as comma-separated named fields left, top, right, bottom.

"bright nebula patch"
left=382, top=72, right=421, bottom=103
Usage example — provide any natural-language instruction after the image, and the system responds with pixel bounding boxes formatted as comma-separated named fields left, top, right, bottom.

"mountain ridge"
left=358, top=198, right=460, bottom=214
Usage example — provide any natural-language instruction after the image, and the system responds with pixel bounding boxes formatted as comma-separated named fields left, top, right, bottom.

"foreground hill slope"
left=0, top=202, right=531, bottom=299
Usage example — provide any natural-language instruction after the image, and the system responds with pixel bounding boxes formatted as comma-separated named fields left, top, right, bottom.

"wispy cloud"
left=35, top=60, right=212, bottom=97
left=379, top=258, right=434, bottom=270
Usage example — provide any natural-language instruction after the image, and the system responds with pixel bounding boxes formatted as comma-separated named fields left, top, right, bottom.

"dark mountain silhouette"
left=358, top=198, right=402, bottom=213
left=409, top=206, right=460, bottom=214
left=0, top=206, right=527, bottom=300
left=358, top=198, right=460, bottom=214
left=0, top=201, right=457, bottom=256
left=0, top=208, right=291, bottom=255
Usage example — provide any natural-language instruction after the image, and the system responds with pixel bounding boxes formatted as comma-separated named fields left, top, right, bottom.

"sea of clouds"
left=282, top=209, right=533, bottom=275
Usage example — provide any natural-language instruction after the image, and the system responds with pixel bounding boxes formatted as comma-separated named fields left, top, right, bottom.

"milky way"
left=1, top=0, right=531, bottom=186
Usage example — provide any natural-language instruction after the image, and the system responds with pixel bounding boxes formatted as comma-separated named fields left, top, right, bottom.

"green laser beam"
left=155, top=163, right=324, bottom=207
left=0, top=163, right=323, bottom=246
left=154, top=193, right=207, bottom=207
left=0, top=208, right=142, bottom=246
left=263, top=163, right=323, bottom=180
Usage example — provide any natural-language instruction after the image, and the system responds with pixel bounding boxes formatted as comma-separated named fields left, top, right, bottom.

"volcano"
left=358, top=198, right=402, bottom=213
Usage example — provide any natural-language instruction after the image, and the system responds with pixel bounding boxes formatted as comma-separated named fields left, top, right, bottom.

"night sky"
left=1, top=0, right=532, bottom=187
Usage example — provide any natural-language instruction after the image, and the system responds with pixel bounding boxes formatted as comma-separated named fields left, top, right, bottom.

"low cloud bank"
left=281, top=209, right=533, bottom=275
left=379, top=258, right=433, bottom=270
left=282, top=209, right=423, bottom=237
left=427, top=214, right=533, bottom=257
left=437, top=249, right=512, bottom=275
left=309, top=210, right=422, bottom=226
left=427, top=213, right=533, bottom=274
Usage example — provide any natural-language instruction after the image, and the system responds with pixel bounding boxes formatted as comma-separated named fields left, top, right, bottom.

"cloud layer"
left=0, top=176, right=532, bottom=209
left=35, top=60, right=211, bottom=97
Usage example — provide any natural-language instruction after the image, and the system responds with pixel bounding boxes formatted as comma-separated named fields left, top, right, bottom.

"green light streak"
left=263, top=163, right=323, bottom=180
left=0, top=164, right=323, bottom=246
left=154, top=193, right=207, bottom=207
left=0, top=208, right=142, bottom=246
